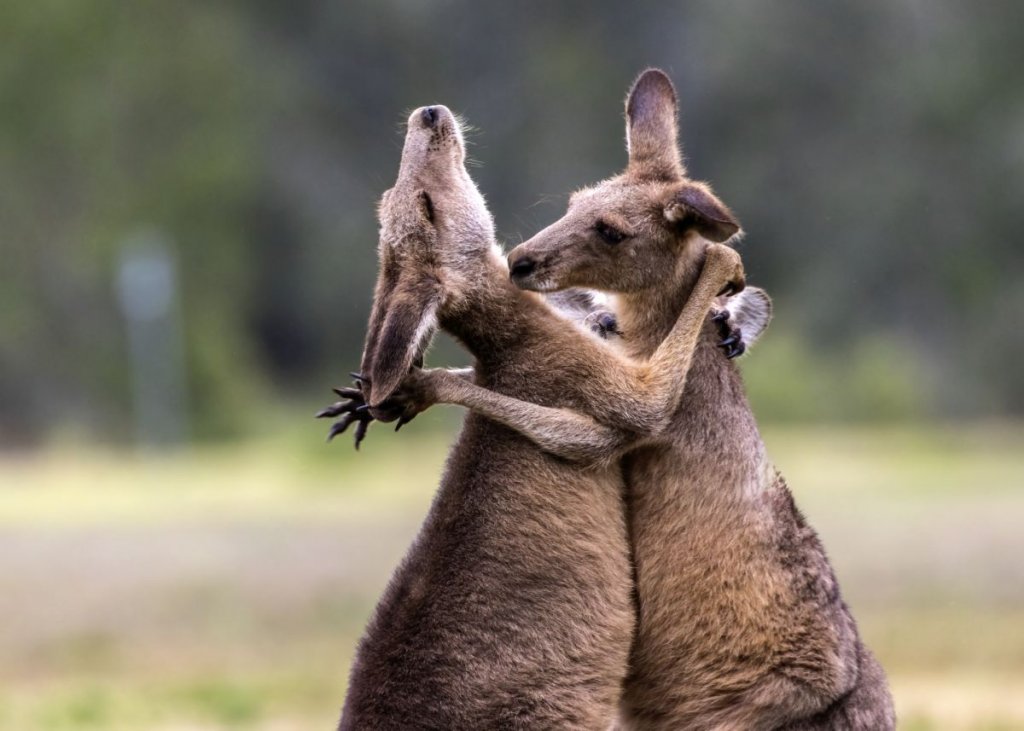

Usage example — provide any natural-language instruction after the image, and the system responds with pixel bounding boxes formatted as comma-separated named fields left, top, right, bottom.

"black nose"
left=509, top=256, right=536, bottom=279
left=421, top=107, right=438, bottom=128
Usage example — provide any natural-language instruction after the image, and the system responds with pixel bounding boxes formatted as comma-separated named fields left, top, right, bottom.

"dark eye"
left=595, top=221, right=627, bottom=245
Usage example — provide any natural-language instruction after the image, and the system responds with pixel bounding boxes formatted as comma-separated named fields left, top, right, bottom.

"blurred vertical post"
left=116, top=231, right=189, bottom=448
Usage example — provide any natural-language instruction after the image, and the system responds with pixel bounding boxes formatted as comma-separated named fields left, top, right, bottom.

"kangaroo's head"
left=507, top=69, right=740, bottom=294
left=361, top=105, right=495, bottom=407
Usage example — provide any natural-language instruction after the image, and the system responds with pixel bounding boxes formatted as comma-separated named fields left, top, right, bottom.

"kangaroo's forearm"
left=435, top=259, right=730, bottom=447
left=448, top=366, right=475, bottom=382
left=434, top=374, right=633, bottom=465
left=640, top=257, right=730, bottom=420
left=415, top=253, right=732, bottom=454
left=582, top=252, right=732, bottom=435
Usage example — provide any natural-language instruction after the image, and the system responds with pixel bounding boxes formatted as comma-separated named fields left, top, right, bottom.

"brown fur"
left=336, top=104, right=744, bottom=729
left=503, top=69, right=896, bottom=730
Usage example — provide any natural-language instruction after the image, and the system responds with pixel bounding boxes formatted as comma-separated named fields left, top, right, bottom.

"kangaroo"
left=499, top=70, right=897, bottom=730
left=324, top=103, right=745, bottom=729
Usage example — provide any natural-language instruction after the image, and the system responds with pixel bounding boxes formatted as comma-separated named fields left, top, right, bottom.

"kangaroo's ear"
left=361, top=271, right=441, bottom=407
left=360, top=189, right=442, bottom=406
left=625, top=68, right=683, bottom=179
left=664, top=183, right=741, bottom=242
left=725, top=286, right=773, bottom=349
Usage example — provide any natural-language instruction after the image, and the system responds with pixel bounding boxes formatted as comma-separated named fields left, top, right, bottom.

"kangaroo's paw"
left=583, top=309, right=623, bottom=339
left=707, top=243, right=746, bottom=297
left=712, top=308, right=746, bottom=359
left=316, top=374, right=383, bottom=449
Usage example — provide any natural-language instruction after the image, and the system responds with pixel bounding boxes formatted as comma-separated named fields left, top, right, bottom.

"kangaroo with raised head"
left=500, top=70, right=895, bottom=730
left=327, top=103, right=745, bottom=729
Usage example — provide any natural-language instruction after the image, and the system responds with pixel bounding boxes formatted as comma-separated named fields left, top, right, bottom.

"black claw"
left=354, top=418, right=369, bottom=449
left=712, top=309, right=730, bottom=323
left=321, top=394, right=367, bottom=418
left=720, top=333, right=740, bottom=348
left=395, top=413, right=415, bottom=432
left=355, top=404, right=370, bottom=414
left=333, top=387, right=362, bottom=399
left=327, top=413, right=357, bottom=441
left=726, top=342, right=746, bottom=359
left=349, top=372, right=368, bottom=383
left=316, top=400, right=360, bottom=419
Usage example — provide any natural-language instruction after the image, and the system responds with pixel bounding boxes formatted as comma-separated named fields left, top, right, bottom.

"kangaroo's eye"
left=595, top=221, right=627, bottom=245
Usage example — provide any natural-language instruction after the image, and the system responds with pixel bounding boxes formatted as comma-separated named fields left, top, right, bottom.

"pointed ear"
left=360, top=271, right=441, bottom=407
left=724, top=286, right=772, bottom=349
left=664, top=183, right=741, bottom=242
left=360, top=188, right=441, bottom=406
left=625, top=69, right=683, bottom=179
left=368, top=292, right=438, bottom=406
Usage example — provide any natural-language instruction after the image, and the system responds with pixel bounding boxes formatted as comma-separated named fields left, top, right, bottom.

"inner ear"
left=665, top=184, right=740, bottom=242
left=418, top=190, right=435, bottom=223
left=625, top=69, right=684, bottom=179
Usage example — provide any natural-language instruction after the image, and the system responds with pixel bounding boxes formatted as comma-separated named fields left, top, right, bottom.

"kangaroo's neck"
left=438, top=249, right=552, bottom=370
left=613, top=252, right=703, bottom=360
left=615, top=248, right=768, bottom=477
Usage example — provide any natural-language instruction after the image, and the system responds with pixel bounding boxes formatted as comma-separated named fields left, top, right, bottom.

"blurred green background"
left=1, top=1, right=1022, bottom=729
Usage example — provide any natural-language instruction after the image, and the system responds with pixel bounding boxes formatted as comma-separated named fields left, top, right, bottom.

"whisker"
left=526, top=192, right=566, bottom=209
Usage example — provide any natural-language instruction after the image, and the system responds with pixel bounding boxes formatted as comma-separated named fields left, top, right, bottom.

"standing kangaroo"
left=326, top=104, right=745, bottom=729
left=500, top=70, right=896, bottom=730
left=350, top=71, right=896, bottom=730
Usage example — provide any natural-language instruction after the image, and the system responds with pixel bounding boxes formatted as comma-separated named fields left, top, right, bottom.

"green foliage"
left=34, top=688, right=113, bottom=730
left=171, top=682, right=263, bottom=727
left=745, top=328, right=929, bottom=422
left=1, top=1, right=1021, bottom=443
left=0, top=0, right=271, bottom=441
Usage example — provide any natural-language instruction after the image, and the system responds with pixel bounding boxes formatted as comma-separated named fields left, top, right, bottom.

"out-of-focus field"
left=1, top=420, right=1022, bottom=730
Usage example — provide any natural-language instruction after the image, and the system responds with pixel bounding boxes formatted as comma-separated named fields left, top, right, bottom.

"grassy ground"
left=1, top=418, right=1022, bottom=730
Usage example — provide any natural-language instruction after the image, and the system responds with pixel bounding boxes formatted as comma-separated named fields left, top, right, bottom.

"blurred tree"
left=0, top=0, right=269, bottom=442
left=0, top=0, right=1021, bottom=444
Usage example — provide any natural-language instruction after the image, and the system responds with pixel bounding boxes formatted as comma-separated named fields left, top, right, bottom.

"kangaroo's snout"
left=507, top=238, right=560, bottom=291
left=420, top=106, right=439, bottom=128
left=508, top=255, right=537, bottom=281
left=397, top=105, right=466, bottom=184
left=413, top=104, right=452, bottom=130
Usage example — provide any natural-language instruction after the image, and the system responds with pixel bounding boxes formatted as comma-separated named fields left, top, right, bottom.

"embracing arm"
left=589, top=242, right=744, bottom=434
left=318, top=364, right=630, bottom=464
left=426, top=244, right=744, bottom=460
left=402, top=368, right=637, bottom=466
left=321, top=244, right=743, bottom=463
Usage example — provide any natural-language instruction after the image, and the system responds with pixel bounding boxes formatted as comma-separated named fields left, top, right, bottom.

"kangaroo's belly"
left=341, top=416, right=634, bottom=730
left=621, top=445, right=859, bottom=731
